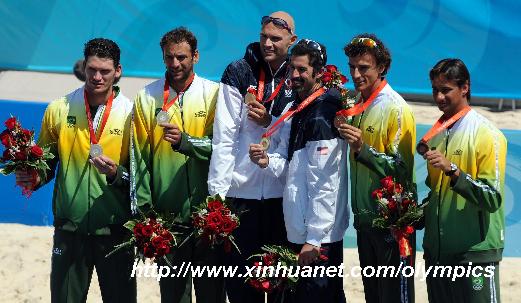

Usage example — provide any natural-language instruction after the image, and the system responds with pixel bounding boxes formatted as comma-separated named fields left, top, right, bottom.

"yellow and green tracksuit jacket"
left=349, top=83, right=417, bottom=230
left=131, top=74, right=218, bottom=222
left=38, top=86, right=133, bottom=234
left=422, top=109, right=507, bottom=264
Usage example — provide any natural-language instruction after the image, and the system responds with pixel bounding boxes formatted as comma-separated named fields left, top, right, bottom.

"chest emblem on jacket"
left=194, top=111, right=207, bottom=118
left=67, top=116, right=76, bottom=128
left=453, top=149, right=463, bottom=156
left=366, top=125, right=375, bottom=133
left=109, top=128, right=123, bottom=136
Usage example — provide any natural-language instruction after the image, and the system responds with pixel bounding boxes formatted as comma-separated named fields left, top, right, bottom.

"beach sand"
left=2, top=224, right=520, bottom=302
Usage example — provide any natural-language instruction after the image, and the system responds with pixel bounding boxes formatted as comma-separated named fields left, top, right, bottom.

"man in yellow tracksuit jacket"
left=338, top=34, right=417, bottom=303
left=16, top=38, right=136, bottom=302
left=131, top=27, right=221, bottom=303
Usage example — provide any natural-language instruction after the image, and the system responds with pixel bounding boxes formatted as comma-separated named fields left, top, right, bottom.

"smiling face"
left=84, top=55, right=121, bottom=96
left=163, top=41, right=199, bottom=87
left=348, top=52, right=385, bottom=99
left=431, top=75, right=469, bottom=117
left=289, top=54, right=322, bottom=96
left=259, top=22, right=295, bottom=69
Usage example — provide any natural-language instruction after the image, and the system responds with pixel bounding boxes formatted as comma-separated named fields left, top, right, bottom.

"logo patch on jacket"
left=366, top=125, right=375, bottom=133
left=109, top=128, right=123, bottom=136
left=453, top=149, right=463, bottom=156
left=284, top=89, right=293, bottom=97
left=194, top=111, right=206, bottom=118
left=67, top=116, right=76, bottom=127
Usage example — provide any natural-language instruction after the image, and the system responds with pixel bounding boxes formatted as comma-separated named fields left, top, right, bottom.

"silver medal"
left=156, top=111, right=170, bottom=124
left=90, top=144, right=103, bottom=158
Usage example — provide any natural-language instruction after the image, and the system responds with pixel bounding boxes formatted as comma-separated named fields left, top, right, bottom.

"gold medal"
left=260, top=137, right=270, bottom=151
left=244, top=92, right=256, bottom=104
left=334, top=115, right=347, bottom=128
left=156, top=110, right=170, bottom=124
left=90, top=144, right=103, bottom=158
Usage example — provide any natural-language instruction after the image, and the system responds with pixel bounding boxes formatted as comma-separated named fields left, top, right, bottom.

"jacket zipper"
left=179, top=96, right=192, bottom=203
left=352, top=112, right=365, bottom=215
left=437, top=130, right=450, bottom=262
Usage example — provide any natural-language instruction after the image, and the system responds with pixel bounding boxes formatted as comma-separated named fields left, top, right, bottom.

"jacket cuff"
left=354, top=143, right=371, bottom=164
left=172, top=132, right=188, bottom=152
left=305, top=231, right=323, bottom=248
left=107, top=165, right=127, bottom=187
left=450, top=169, right=468, bottom=191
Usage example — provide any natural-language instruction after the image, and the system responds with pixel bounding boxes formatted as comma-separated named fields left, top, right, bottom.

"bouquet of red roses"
left=320, top=65, right=356, bottom=126
left=247, top=245, right=328, bottom=296
left=108, top=210, right=178, bottom=263
left=372, top=176, right=424, bottom=257
left=0, top=116, right=54, bottom=197
left=190, top=195, right=240, bottom=253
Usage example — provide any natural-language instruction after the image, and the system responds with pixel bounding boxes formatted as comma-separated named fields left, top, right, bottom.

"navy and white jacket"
left=208, top=42, right=295, bottom=199
left=265, top=88, right=349, bottom=246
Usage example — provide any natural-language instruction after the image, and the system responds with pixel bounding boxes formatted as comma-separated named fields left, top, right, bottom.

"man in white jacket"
left=207, top=11, right=297, bottom=303
left=250, top=39, right=348, bottom=302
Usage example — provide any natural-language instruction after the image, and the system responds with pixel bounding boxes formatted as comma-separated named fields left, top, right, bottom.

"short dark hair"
left=344, top=33, right=391, bottom=76
left=160, top=27, right=197, bottom=55
left=290, top=39, right=327, bottom=75
left=83, top=38, right=120, bottom=68
left=430, top=58, right=471, bottom=101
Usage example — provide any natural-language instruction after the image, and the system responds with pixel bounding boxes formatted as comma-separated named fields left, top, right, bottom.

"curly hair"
left=160, top=27, right=197, bottom=55
left=430, top=58, right=471, bottom=101
left=290, top=39, right=327, bottom=75
left=83, top=38, right=120, bottom=68
left=343, top=33, right=391, bottom=76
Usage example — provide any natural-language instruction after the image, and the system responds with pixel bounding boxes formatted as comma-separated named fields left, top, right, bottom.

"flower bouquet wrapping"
left=107, top=210, right=178, bottom=264
left=188, top=195, right=240, bottom=253
left=0, top=116, right=54, bottom=197
left=320, top=65, right=356, bottom=126
left=246, top=245, right=328, bottom=296
left=372, top=176, right=425, bottom=257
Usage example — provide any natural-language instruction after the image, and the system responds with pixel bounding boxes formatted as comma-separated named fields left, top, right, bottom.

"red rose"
left=156, top=241, right=171, bottom=256
left=321, top=72, right=332, bottom=83
left=143, top=243, right=156, bottom=258
left=14, top=151, right=27, bottom=160
left=380, top=176, right=394, bottom=191
left=340, top=75, right=348, bottom=84
left=262, top=253, right=276, bottom=266
left=21, top=128, right=32, bottom=140
left=5, top=117, right=17, bottom=130
left=388, top=200, right=397, bottom=211
left=2, top=149, right=12, bottom=161
left=0, top=130, right=12, bottom=147
left=371, top=189, right=383, bottom=200
left=221, top=217, right=238, bottom=234
left=133, top=223, right=145, bottom=238
left=30, top=145, right=43, bottom=158
left=142, top=224, right=154, bottom=237
left=394, top=183, right=403, bottom=194
left=325, top=65, right=337, bottom=73
left=206, top=211, right=224, bottom=227
left=207, top=200, right=224, bottom=212
left=160, top=229, right=173, bottom=241
left=261, top=280, right=271, bottom=292
left=405, top=226, right=414, bottom=234
left=151, top=236, right=164, bottom=248
left=193, top=215, right=205, bottom=228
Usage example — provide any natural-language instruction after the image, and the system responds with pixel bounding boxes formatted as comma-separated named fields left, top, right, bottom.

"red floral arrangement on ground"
left=108, top=211, right=177, bottom=263
left=191, top=195, right=240, bottom=253
left=247, top=245, right=328, bottom=295
left=372, top=176, right=424, bottom=257
left=0, top=116, right=54, bottom=197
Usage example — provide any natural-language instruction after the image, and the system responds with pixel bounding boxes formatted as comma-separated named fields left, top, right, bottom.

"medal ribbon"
left=84, top=89, right=114, bottom=145
left=262, top=87, right=326, bottom=139
left=162, top=73, right=195, bottom=112
left=335, top=79, right=387, bottom=117
left=254, top=69, right=285, bottom=104
left=419, top=106, right=471, bottom=144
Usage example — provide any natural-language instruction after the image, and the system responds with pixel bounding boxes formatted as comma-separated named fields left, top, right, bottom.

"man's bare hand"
left=249, top=144, right=269, bottom=168
left=160, top=122, right=182, bottom=146
left=298, top=243, right=321, bottom=266
left=247, top=100, right=271, bottom=127
left=89, top=155, right=117, bottom=180
left=337, top=124, right=363, bottom=153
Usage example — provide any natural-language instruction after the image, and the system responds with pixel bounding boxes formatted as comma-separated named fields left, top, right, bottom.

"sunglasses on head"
left=261, top=16, right=293, bottom=35
left=297, top=39, right=324, bottom=61
left=350, top=37, right=378, bottom=48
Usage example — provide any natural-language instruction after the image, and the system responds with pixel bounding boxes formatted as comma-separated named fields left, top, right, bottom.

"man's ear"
left=115, top=63, right=122, bottom=79
left=377, top=64, right=385, bottom=76
left=192, top=50, right=200, bottom=64
left=461, top=82, right=469, bottom=99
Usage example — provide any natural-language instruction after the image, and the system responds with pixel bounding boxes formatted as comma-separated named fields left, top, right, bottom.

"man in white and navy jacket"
left=250, top=39, right=349, bottom=302
left=208, top=11, right=297, bottom=303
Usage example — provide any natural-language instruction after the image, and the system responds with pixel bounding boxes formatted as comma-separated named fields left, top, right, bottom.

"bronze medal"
left=260, top=137, right=270, bottom=151
left=416, top=141, right=429, bottom=156
left=334, top=115, right=347, bottom=128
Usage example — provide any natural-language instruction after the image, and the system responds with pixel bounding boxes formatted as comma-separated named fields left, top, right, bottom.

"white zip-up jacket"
left=208, top=42, right=295, bottom=199
left=265, top=88, right=349, bottom=246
